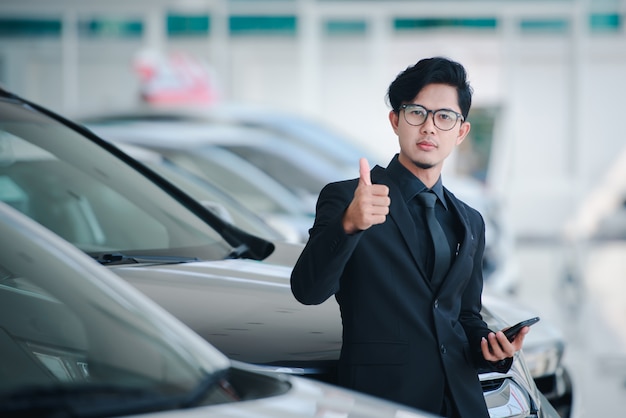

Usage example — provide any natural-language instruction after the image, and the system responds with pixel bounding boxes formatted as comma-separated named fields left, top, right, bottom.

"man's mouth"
left=417, top=141, right=437, bottom=150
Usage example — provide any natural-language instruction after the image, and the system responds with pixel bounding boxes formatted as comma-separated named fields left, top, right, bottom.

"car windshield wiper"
left=0, top=384, right=179, bottom=417
left=91, top=252, right=199, bottom=266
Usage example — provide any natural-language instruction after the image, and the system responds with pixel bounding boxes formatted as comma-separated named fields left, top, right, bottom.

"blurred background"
left=1, top=0, right=625, bottom=416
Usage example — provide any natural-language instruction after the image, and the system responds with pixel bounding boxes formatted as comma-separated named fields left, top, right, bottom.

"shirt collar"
left=386, top=154, right=448, bottom=210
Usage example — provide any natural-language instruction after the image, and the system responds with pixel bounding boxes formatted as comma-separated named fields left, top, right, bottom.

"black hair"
left=386, top=56, right=473, bottom=119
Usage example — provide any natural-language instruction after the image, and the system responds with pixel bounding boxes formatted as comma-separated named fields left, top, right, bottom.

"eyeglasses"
left=400, top=104, right=464, bottom=131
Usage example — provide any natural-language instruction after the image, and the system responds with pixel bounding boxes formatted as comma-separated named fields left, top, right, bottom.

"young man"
left=290, top=57, right=529, bottom=418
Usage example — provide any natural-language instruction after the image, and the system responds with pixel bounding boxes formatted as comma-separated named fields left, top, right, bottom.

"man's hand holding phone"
left=503, top=316, right=540, bottom=342
left=481, top=316, right=539, bottom=363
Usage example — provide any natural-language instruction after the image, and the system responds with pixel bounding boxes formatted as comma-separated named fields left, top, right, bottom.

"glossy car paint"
left=0, top=200, right=438, bottom=417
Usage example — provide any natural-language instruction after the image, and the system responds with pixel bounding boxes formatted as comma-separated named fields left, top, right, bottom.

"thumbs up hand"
left=342, top=158, right=390, bottom=234
left=359, top=157, right=373, bottom=187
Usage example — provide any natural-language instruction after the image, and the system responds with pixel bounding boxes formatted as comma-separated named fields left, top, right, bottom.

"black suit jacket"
left=291, top=164, right=509, bottom=417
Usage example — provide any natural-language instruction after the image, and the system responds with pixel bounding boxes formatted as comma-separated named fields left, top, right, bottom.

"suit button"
left=440, top=344, right=446, bottom=354
left=434, top=299, right=439, bottom=309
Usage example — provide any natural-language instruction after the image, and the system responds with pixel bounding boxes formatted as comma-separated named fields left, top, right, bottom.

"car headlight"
left=522, top=340, right=564, bottom=379
left=480, top=352, right=542, bottom=418
left=483, top=378, right=532, bottom=418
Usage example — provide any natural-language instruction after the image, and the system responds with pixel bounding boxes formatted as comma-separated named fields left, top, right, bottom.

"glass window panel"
left=324, top=19, right=367, bottom=36
left=229, top=15, right=297, bottom=36
left=78, top=18, right=143, bottom=38
left=394, top=17, right=497, bottom=31
left=590, top=13, right=621, bottom=33
left=167, top=14, right=210, bottom=37
left=0, top=18, right=61, bottom=38
left=519, top=18, right=570, bottom=34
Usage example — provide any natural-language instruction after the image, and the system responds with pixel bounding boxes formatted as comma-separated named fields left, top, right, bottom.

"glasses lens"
left=403, top=105, right=460, bottom=130
left=403, top=105, right=427, bottom=126
left=433, top=110, right=459, bottom=131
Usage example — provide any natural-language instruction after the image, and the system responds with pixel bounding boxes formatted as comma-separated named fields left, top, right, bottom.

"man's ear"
left=389, top=110, right=400, bottom=134
left=456, top=121, right=471, bottom=146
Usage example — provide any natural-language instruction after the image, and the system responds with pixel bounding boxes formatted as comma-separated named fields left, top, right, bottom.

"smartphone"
left=503, top=317, right=540, bottom=341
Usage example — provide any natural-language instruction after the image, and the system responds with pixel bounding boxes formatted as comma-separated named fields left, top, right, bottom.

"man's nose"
left=421, top=111, right=437, bottom=131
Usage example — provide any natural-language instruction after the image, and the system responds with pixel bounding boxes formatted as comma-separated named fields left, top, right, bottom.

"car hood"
left=109, top=259, right=342, bottom=366
left=481, top=292, right=563, bottom=347
left=264, top=240, right=306, bottom=266
left=142, top=372, right=435, bottom=418
left=109, top=256, right=555, bottom=374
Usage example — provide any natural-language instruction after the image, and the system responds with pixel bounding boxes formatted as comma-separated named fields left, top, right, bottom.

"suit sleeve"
left=290, top=180, right=362, bottom=305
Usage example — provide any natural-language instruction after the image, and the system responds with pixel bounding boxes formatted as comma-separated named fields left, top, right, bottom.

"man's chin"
left=412, top=160, right=435, bottom=170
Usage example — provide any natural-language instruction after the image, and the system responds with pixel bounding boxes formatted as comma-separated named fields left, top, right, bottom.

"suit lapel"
left=371, top=166, right=429, bottom=281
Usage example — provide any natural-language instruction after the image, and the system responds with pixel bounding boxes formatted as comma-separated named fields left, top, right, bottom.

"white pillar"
left=569, top=0, right=587, bottom=184
left=61, top=9, right=79, bottom=114
left=144, top=7, right=167, bottom=51
left=209, top=0, right=231, bottom=100
left=487, top=13, right=517, bottom=197
left=298, top=0, right=321, bottom=116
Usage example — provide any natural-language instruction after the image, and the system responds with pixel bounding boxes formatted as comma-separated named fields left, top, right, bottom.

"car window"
left=0, top=270, right=204, bottom=392
left=85, top=121, right=317, bottom=216
left=141, top=158, right=285, bottom=241
left=159, top=147, right=309, bottom=215
left=221, top=143, right=329, bottom=198
left=0, top=99, right=232, bottom=261
left=0, top=204, right=238, bottom=412
left=255, top=115, right=374, bottom=166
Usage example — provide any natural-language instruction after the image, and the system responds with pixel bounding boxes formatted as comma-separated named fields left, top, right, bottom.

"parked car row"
left=0, top=87, right=565, bottom=417
left=82, top=108, right=520, bottom=295
left=103, top=119, right=571, bottom=417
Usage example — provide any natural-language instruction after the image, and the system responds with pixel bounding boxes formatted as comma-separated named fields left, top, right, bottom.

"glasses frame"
left=400, top=104, right=464, bottom=131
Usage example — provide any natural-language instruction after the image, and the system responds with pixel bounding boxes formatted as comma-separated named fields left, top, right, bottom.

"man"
left=290, top=57, right=529, bottom=417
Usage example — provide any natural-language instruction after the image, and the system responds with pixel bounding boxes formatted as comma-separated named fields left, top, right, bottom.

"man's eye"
left=437, top=112, right=453, bottom=121
left=412, top=109, right=427, bottom=117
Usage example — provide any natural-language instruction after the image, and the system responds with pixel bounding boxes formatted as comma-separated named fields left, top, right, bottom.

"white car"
left=0, top=200, right=440, bottom=418
left=0, top=87, right=561, bottom=418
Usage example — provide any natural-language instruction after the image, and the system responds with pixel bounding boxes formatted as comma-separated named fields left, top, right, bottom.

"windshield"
left=124, top=150, right=285, bottom=241
left=158, top=146, right=311, bottom=215
left=219, top=143, right=328, bottom=198
left=0, top=98, right=232, bottom=261
left=0, top=201, right=239, bottom=416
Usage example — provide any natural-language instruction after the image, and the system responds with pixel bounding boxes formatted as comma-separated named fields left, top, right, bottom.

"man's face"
left=389, top=83, right=470, bottom=173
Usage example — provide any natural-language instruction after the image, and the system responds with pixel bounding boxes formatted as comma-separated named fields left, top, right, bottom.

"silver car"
left=0, top=200, right=439, bottom=418
left=0, top=88, right=560, bottom=418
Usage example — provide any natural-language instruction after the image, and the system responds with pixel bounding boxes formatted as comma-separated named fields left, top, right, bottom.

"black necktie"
left=417, top=191, right=451, bottom=288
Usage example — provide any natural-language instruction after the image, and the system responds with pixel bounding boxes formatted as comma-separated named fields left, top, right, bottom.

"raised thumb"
left=359, top=158, right=371, bottom=186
